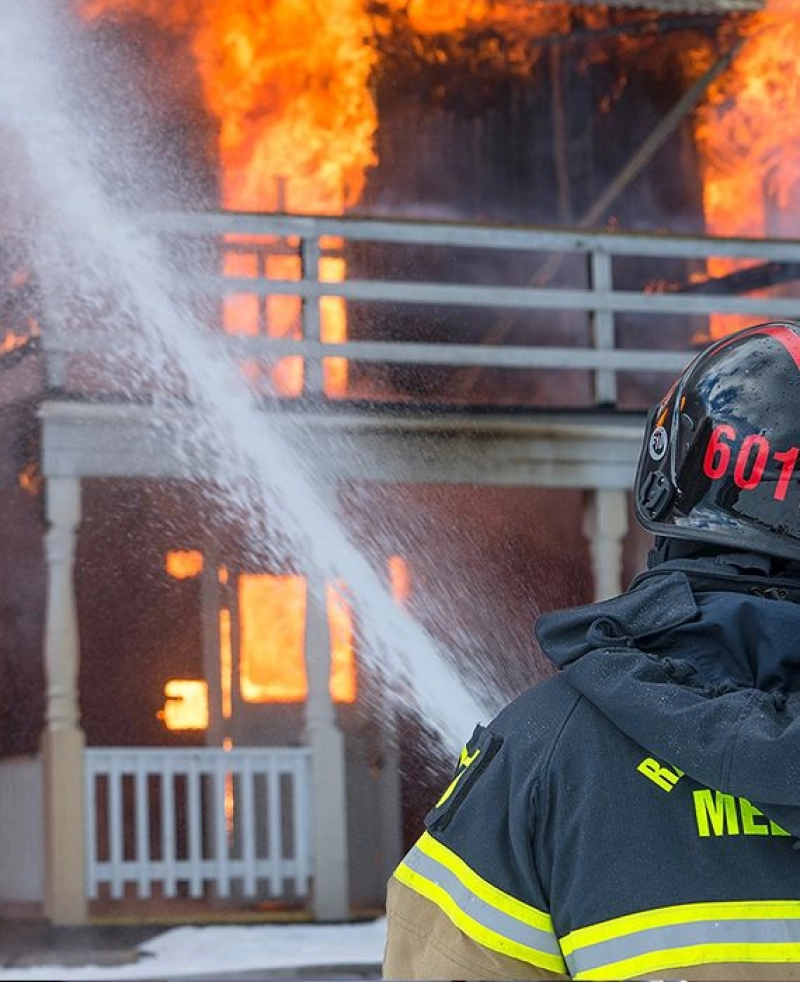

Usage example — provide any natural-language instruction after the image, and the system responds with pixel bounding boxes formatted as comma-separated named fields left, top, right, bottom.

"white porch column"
left=41, top=475, right=87, bottom=924
left=304, top=564, right=349, bottom=921
left=583, top=488, right=629, bottom=602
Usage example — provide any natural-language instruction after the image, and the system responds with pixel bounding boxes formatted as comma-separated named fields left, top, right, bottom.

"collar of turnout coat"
left=535, top=553, right=800, bottom=838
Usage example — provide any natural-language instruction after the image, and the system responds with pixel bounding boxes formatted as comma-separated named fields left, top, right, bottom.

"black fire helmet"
left=634, top=319, right=800, bottom=563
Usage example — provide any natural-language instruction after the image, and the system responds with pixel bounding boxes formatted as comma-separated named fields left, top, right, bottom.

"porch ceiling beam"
left=39, top=400, right=645, bottom=490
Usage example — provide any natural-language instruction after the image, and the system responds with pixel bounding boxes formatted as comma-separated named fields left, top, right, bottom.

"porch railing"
left=84, top=746, right=313, bottom=902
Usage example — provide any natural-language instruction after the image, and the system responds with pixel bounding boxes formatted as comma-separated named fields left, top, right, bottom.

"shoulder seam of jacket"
left=532, top=683, right=584, bottom=833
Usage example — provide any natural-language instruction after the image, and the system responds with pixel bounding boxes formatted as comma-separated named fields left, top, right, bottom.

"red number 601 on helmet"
left=635, top=320, right=800, bottom=562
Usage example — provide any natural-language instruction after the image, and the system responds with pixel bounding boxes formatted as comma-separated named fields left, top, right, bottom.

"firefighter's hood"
left=535, top=555, right=800, bottom=837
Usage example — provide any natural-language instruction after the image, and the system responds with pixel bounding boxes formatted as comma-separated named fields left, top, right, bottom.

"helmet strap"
left=647, top=536, right=719, bottom=568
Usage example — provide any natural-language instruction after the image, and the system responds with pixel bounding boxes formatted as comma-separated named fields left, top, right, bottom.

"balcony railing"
left=37, top=211, right=800, bottom=410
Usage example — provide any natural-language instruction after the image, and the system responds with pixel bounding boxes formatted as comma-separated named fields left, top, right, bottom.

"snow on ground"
left=0, top=918, right=387, bottom=981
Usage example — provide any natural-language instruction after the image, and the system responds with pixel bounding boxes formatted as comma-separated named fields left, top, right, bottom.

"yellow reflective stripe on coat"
left=561, top=899, right=800, bottom=980
left=394, top=831, right=566, bottom=974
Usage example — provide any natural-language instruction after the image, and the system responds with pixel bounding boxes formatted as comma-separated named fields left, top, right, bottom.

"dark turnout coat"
left=383, top=554, right=800, bottom=980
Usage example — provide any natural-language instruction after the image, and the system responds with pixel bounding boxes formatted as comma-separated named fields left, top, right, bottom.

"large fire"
left=80, top=1, right=800, bottom=732
left=691, top=0, right=800, bottom=336
left=79, top=0, right=378, bottom=213
left=80, top=0, right=377, bottom=397
left=77, top=0, right=800, bottom=348
left=695, top=0, right=800, bottom=244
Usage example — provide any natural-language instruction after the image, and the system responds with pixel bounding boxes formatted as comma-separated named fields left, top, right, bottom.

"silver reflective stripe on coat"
left=563, top=904, right=800, bottom=979
left=401, top=843, right=563, bottom=960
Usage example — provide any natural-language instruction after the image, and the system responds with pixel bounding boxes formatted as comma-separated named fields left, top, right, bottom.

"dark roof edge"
left=563, top=0, right=763, bottom=11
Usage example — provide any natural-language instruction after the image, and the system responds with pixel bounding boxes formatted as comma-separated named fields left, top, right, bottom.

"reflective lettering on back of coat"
left=637, top=756, right=684, bottom=792
left=693, top=789, right=791, bottom=837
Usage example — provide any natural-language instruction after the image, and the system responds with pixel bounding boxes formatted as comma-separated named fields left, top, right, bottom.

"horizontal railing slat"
left=140, top=211, right=800, bottom=261
left=181, top=276, right=800, bottom=316
left=219, top=337, right=694, bottom=371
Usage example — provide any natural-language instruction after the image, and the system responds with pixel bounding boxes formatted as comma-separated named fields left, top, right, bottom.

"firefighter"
left=383, top=320, right=800, bottom=981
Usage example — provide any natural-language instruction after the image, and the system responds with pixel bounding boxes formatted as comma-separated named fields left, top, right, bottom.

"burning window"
left=238, top=573, right=356, bottom=704
left=165, top=548, right=204, bottom=579
left=158, top=679, right=209, bottom=730
left=222, top=236, right=348, bottom=397
left=162, top=551, right=357, bottom=731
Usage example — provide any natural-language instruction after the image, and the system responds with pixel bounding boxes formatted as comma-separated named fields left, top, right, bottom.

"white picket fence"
left=84, top=747, right=313, bottom=902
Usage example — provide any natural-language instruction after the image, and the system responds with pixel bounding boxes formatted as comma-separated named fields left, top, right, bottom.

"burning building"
left=5, top=0, right=800, bottom=929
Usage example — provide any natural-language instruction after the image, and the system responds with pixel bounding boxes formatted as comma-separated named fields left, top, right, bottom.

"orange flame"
left=388, top=554, right=411, bottom=605
left=80, top=0, right=378, bottom=212
left=401, top=0, right=489, bottom=35
left=164, top=555, right=358, bottom=723
left=165, top=549, right=203, bottom=579
left=18, top=461, right=43, bottom=497
left=158, top=678, right=209, bottom=730
left=161, top=572, right=357, bottom=729
left=79, top=0, right=377, bottom=397
left=219, top=608, right=233, bottom=719
left=693, top=1, right=800, bottom=337
left=238, top=573, right=356, bottom=704
left=0, top=328, right=35, bottom=355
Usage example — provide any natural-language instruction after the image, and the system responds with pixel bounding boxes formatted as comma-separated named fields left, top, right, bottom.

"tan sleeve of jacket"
left=382, top=877, right=570, bottom=981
